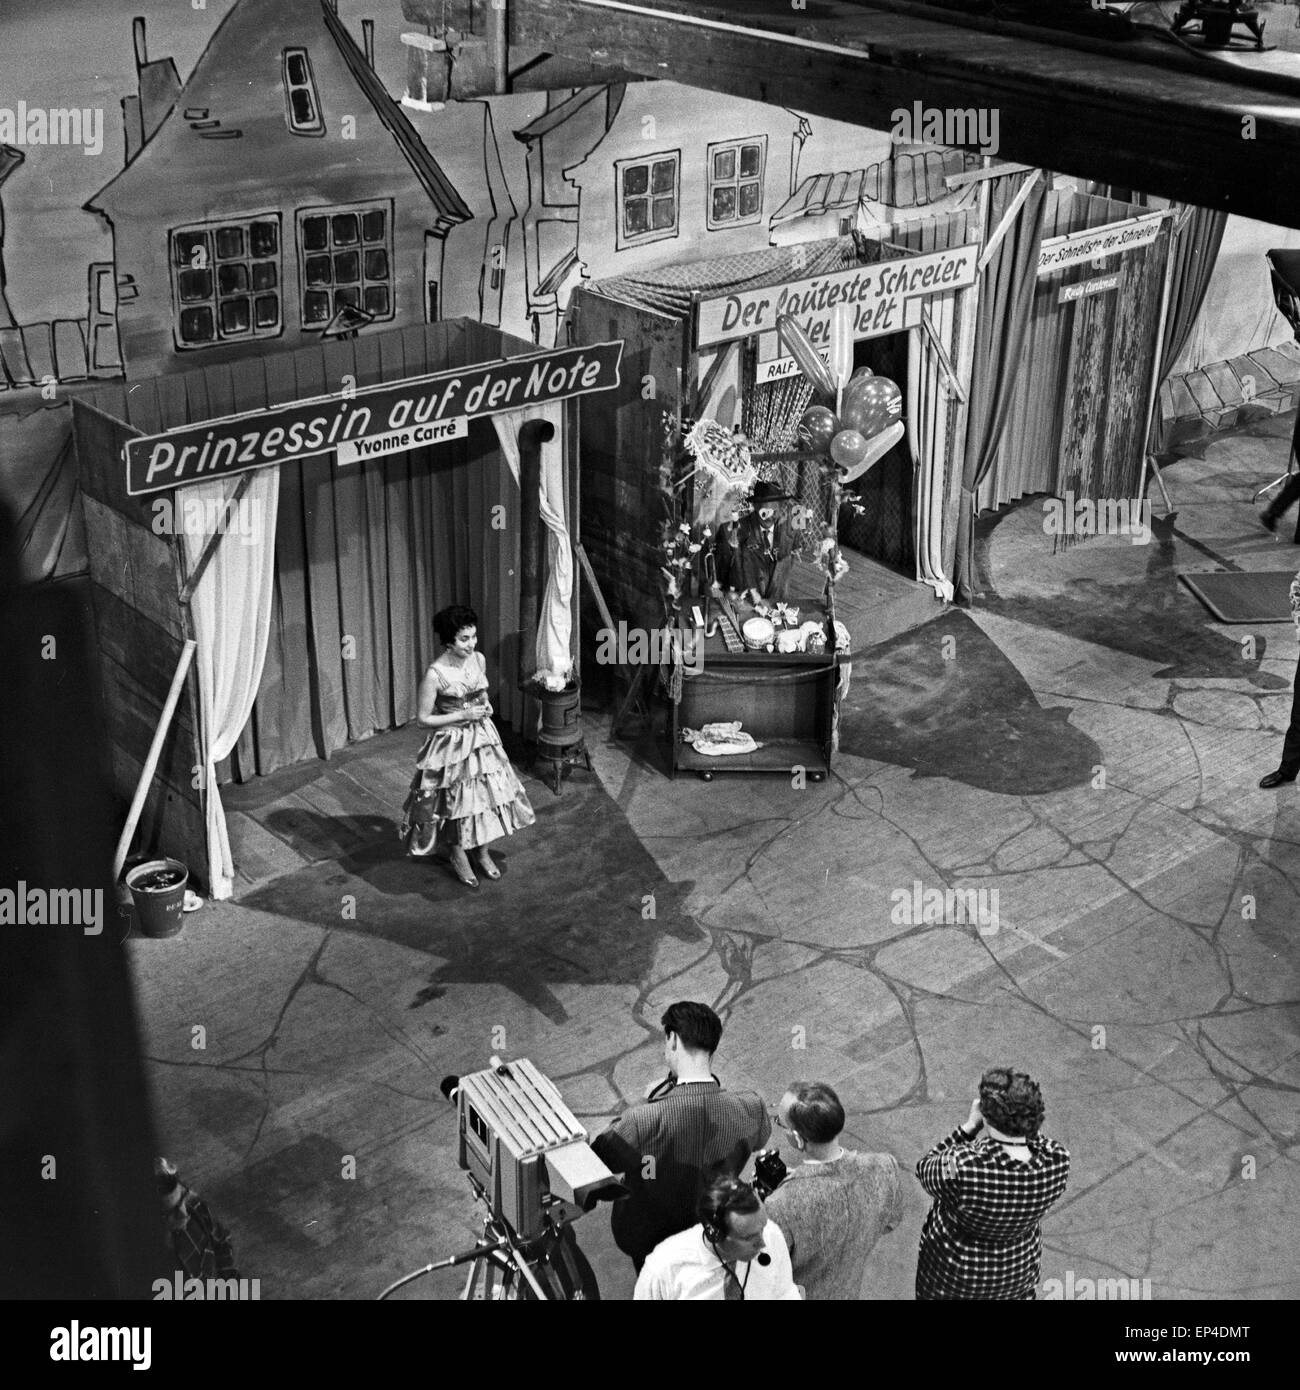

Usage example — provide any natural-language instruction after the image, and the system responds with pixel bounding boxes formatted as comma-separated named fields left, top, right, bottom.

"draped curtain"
left=490, top=402, right=573, bottom=679
left=1149, top=205, right=1228, bottom=453
left=180, top=469, right=280, bottom=899
left=910, top=297, right=958, bottom=603
left=953, top=173, right=1048, bottom=603
left=227, top=418, right=522, bottom=783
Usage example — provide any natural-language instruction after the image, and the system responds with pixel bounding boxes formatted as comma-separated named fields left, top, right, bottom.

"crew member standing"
left=1258, top=565, right=1300, bottom=787
left=590, top=1001, right=769, bottom=1272
left=763, top=1080, right=904, bottom=1299
left=915, top=1068, right=1070, bottom=1300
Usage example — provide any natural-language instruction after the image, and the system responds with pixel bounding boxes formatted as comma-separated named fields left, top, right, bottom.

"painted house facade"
left=87, top=0, right=470, bottom=379
left=563, top=83, right=803, bottom=291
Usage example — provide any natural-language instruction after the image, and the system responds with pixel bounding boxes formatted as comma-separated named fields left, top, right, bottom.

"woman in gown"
left=399, top=604, right=535, bottom=888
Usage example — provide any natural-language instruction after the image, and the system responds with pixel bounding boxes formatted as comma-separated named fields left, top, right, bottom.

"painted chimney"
left=133, top=17, right=147, bottom=71
left=362, top=19, right=376, bottom=69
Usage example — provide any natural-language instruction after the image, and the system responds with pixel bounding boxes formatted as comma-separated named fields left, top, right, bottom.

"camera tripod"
left=378, top=1174, right=600, bottom=1301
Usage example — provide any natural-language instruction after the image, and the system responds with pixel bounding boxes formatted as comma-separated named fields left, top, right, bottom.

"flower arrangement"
left=660, top=518, right=711, bottom=614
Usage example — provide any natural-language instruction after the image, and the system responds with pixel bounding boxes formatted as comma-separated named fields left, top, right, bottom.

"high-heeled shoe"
left=475, top=851, right=501, bottom=881
left=446, top=854, right=478, bottom=889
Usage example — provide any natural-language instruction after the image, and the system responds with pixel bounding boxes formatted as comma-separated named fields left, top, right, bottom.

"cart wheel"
left=697, top=771, right=713, bottom=782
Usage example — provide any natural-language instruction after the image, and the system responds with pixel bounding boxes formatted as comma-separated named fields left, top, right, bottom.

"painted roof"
left=87, top=0, right=470, bottom=232
left=772, top=150, right=980, bottom=224
left=585, top=236, right=866, bottom=318
left=514, top=86, right=610, bottom=142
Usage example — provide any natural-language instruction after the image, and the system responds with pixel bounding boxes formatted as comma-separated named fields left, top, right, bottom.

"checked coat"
left=915, top=1127, right=1070, bottom=1300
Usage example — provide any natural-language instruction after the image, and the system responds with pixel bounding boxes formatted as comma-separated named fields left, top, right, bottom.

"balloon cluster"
left=778, top=312, right=905, bottom=484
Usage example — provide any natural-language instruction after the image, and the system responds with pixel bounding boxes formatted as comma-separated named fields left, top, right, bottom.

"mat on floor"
left=1179, top=569, right=1296, bottom=623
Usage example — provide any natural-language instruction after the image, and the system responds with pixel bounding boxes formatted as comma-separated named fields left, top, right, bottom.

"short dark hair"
left=786, top=1081, right=845, bottom=1145
left=433, top=604, right=478, bottom=645
left=979, top=1067, right=1045, bottom=1138
left=697, top=1173, right=761, bottom=1234
left=661, top=1001, right=722, bottom=1055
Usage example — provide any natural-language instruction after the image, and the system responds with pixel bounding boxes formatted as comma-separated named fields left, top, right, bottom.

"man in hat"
left=714, top=480, right=798, bottom=604
left=155, top=1157, right=239, bottom=1281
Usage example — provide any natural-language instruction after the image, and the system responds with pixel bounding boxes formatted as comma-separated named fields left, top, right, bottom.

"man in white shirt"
left=634, top=1175, right=802, bottom=1300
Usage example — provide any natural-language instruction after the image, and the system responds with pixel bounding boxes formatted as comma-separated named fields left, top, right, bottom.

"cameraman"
left=634, top=1175, right=801, bottom=1300
left=590, top=1002, right=769, bottom=1272
left=762, top=1082, right=903, bottom=1299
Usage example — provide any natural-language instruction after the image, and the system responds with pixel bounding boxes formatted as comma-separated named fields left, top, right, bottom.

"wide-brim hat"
left=750, top=479, right=795, bottom=506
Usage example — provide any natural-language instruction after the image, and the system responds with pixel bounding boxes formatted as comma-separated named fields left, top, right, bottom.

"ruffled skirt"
left=399, top=718, right=535, bottom=853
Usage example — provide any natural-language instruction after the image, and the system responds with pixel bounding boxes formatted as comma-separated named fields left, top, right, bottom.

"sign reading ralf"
left=695, top=243, right=980, bottom=349
left=124, top=341, right=624, bottom=496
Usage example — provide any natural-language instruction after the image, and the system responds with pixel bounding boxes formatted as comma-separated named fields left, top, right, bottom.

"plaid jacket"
left=916, top=1126, right=1070, bottom=1300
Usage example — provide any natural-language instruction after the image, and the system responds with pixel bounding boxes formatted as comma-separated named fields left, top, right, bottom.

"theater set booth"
left=571, top=171, right=1200, bottom=781
left=71, top=318, right=621, bottom=899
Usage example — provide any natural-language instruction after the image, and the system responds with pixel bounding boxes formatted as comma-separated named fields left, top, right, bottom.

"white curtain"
left=909, top=306, right=957, bottom=604
left=491, top=404, right=573, bottom=678
left=180, top=468, right=280, bottom=900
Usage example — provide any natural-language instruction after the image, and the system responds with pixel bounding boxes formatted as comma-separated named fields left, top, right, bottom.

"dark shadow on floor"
left=238, top=782, right=702, bottom=1023
left=839, top=609, right=1100, bottom=794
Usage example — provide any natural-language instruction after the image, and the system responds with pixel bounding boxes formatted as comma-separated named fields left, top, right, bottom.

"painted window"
left=297, top=203, right=395, bottom=327
left=282, top=48, right=324, bottom=136
left=171, top=217, right=282, bottom=348
left=707, top=138, right=765, bottom=229
left=616, top=152, right=679, bottom=249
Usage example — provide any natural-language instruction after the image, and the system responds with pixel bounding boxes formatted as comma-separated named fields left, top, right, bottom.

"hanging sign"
left=1057, top=272, right=1120, bottom=304
left=1037, top=212, right=1162, bottom=276
left=755, top=356, right=804, bottom=385
left=123, top=341, right=624, bottom=496
left=695, top=242, right=979, bottom=350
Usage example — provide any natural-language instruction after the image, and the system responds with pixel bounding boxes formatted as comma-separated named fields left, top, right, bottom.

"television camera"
left=378, top=1057, right=626, bottom=1301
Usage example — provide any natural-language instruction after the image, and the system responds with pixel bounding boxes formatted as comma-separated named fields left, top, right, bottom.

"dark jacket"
left=591, top=1080, right=770, bottom=1266
left=714, top=514, right=796, bottom=600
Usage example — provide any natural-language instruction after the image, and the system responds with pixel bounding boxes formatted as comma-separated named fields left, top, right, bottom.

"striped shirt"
left=591, top=1080, right=770, bottom=1265
left=915, top=1126, right=1070, bottom=1300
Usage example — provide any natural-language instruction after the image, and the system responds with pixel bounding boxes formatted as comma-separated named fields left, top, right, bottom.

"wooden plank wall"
left=71, top=396, right=208, bottom=883
left=979, top=188, right=1169, bottom=511
left=571, top=290, right=685, bottom=633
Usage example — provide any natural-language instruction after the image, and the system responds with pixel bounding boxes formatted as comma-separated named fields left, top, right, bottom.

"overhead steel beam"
left=503, top=0, right=1300, bottom=229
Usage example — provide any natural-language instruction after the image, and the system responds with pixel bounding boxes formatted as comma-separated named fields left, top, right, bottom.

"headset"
left=698, top=1175, right=770, bottom=1296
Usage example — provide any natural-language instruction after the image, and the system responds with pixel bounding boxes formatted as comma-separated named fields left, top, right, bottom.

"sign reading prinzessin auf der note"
left=122, top=341, right=624, bottom=497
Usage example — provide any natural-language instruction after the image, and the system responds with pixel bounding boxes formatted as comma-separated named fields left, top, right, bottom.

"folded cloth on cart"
left=682, top=721, right=762, bottom=756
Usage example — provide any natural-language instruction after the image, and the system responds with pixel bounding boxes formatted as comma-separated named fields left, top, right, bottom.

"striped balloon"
left=827, top=303, right=855, bottom=391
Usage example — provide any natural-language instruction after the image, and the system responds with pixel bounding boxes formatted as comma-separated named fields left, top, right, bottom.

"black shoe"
left=1258, top=769, right=1297, bottom=789
left=1260, top=511, right=1278, bottom=533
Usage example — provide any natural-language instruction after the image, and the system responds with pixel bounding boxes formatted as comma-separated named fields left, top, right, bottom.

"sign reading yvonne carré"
left=124, top=341, right=624, bottom=496
left=695, top=243, right=980, bottom=349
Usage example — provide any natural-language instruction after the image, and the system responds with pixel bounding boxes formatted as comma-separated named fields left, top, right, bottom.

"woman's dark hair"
left=661, top=1000, right=723, bottom=1055
left=979, top=1067, right=1045, bottom=1139
left=433, top=604, right=478, bottom=645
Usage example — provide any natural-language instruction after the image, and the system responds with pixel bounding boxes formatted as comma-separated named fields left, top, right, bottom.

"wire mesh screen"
left=742, top=374, right=835, bottom=560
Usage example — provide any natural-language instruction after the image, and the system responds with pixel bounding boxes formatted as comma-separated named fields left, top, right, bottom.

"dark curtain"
left=0, top=510, right=162, bottom=1298
left=225, top=419, right=522, bottom=781
left=1149, top=204, right=1228, bottom=453
left=954, top=172, right=1048, bottom=603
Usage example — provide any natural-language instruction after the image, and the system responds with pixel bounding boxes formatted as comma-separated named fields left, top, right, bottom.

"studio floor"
left=128, top=412, right=1300, bottom=1300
